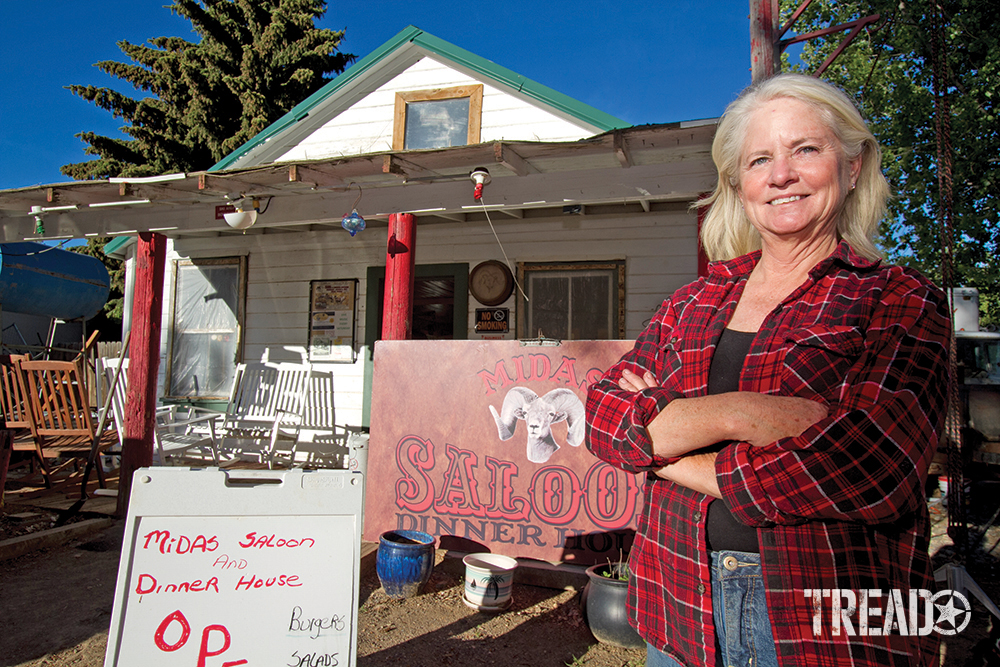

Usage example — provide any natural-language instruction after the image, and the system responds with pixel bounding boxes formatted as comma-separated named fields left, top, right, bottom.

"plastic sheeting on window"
left=525, top=270, right=615, bottom=341
left=169, top=263, right=240, bottom=398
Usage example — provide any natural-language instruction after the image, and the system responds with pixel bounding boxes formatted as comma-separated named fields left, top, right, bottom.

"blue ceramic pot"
left=376, top=530, right=436, bottom=599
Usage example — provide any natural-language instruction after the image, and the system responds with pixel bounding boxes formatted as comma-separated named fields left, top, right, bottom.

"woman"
left=586, top=73, right=950, bottom=667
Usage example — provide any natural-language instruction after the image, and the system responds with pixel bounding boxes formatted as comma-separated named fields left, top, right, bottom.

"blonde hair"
left=698, top=73, right=889, bottom=261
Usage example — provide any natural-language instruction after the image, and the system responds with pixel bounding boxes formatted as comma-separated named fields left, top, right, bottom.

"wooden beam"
left=116, top=181, right=205, bottom=203
left=613, top=131, right=634, bottom=168
left=197, top=173, right=278, bottom=197
left=493, top=143, right=538, bottom=176
left=288, top=165, right=345, bottom=189
left=118, top=232, right=165, bottom=518
left=382, top=155, right=438, bottom=179
left=382, top=155, right=405, bottom=176
left=434, top=212, right=468, bottom=223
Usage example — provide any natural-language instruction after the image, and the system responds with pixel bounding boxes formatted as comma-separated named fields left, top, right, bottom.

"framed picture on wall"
left=308, top=279, right=358, bottom=363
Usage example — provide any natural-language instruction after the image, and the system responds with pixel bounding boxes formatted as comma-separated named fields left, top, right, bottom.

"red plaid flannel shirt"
left=586, top=242, right=949, bottom=667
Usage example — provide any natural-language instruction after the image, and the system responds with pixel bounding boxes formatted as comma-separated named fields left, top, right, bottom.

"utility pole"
left=750, top=0, right=780, bottom=82
left=749, top=0, right=881, bottom=82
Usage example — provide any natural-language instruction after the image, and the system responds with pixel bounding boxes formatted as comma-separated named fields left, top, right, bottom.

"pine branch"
left=65, top=85, right=139, bottom=121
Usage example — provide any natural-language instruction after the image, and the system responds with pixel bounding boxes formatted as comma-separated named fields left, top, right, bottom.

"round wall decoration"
left=469, top=260, right=514, bottom=306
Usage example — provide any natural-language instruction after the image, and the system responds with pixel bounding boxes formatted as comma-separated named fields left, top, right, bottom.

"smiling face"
left=737, top=97, right=861, bottom=249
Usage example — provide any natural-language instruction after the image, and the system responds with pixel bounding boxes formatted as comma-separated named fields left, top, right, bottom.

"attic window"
left=393, top=85, right=483, bottom=150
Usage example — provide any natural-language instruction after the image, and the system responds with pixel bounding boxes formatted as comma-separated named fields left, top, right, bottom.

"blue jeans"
left=645, top=643, right=685, bottom=667
left=646, top=551, right=778, bottom=667
left=711, top=550, right=778, bottom=667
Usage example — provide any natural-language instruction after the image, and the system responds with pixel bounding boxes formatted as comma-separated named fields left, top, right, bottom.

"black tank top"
left=703, top=328, right=760, bottom=553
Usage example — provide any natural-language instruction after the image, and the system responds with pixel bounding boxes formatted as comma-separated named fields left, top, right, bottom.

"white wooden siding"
left=136, top=206, right=697, bottom=466
left=276, top=57, right=599, bottom=162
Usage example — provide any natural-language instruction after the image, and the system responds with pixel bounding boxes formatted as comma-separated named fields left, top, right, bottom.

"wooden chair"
left=215, top=362, right=312, bottom=469
left=1, top=354, right=33, bottom=440
left=100, top=357, right=221, bottom=466
left=15, top=357, right=119, bottom=490
left=1, top=353, right=34, bottom=497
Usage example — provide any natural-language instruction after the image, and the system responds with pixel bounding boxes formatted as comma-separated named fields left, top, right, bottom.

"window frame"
left=392, top=85, right=484, bottom=151
left=517, top=260, right=626, bottom=340
left=164, top=255, right=248, bottom=401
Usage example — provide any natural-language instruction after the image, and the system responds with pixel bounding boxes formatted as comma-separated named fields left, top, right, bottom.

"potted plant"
left=583, top=555, right=644, bottom=649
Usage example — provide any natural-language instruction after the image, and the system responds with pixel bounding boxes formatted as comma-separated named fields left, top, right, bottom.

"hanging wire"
left=348, top=182, right=363, bottom=210
left=478, top=197, right=528, bottom=302
left=931, top=3, right=967, bottom=555
left=2, top=239, right=75, bottom=255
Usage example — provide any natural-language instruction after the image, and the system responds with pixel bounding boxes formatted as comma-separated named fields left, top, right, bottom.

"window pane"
left=404, top=98, right=470, bottom=150
left=169, top=263, right=239, bottom=397
left=523, top=264, right=622, bottom=341
left=571, top=274, right=612, bottom=339
left=528, top=275, right=569, bottom=340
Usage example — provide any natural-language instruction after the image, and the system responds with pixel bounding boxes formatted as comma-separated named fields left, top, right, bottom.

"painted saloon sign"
left=365, top=339, right=640, bottom=564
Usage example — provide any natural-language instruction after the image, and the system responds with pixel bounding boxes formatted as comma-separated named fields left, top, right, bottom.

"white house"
left=0, top=26, right=717, bottom=466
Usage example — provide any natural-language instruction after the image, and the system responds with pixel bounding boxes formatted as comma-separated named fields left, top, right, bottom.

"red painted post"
left=117, top=232, right=166, bottom=517
left=750, top=0, right=780, bottom=82
left=382, top=213, right=416, bottom=340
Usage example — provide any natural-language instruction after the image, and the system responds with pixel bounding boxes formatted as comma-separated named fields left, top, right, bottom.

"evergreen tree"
left=62, top=0, right=354, bottom=180
left=786, top=0, right=999, bottom=325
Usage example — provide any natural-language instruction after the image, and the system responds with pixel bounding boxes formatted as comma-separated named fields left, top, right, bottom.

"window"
left=518, top=261, right=626, bottom=340
left=393, top=85, right=483, bottom=150
left=166, top=257, right=247, bottom=399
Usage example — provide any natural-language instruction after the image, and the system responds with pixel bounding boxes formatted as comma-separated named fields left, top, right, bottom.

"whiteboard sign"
left=104, top=468, right=364, bottom=667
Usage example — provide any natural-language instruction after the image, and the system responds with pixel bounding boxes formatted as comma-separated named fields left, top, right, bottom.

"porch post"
left=117, top=232, right=165, bottom=517
left=382, top=213, right=416, bottom=340
left=750, top=0, right=780, bottom=82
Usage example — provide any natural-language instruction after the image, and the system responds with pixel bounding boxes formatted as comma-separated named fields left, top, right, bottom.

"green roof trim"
left=103, top=235, right=133, bottom=258
left=210, top=26, right=629, bottom=172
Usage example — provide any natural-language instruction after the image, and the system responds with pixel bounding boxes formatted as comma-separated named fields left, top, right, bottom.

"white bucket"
left=347, top=432, right=369, bottom=476
left=462, top=553, right=518, bottom=611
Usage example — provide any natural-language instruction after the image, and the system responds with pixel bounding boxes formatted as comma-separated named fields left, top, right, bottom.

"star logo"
left=932, top=590, right=972, bottom=635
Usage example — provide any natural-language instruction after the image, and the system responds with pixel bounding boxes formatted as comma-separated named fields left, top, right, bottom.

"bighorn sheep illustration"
left=488, top=387, right=585, bottom=463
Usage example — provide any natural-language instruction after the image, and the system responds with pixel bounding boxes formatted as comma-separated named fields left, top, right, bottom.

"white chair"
left=100, top=358, right=221, bottom=466
left=215, top=362, right=312, bottom=469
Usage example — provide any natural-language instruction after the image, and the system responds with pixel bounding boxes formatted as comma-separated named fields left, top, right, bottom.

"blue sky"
left=0, top=1, right=753, bottom=191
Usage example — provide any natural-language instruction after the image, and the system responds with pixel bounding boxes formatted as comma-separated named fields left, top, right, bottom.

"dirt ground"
left=0, top=508, right=643, bottom=667
left=5, top=482, right=1000, bottom=667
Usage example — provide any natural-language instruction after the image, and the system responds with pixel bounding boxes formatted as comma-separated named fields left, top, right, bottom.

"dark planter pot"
left=583, top=563, right=645, bottom=649
left=376, top=530, right=436, bottom=599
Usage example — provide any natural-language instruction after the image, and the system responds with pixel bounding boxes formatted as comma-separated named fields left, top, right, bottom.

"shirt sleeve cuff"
left=715, top=442, right=773, bottom=526
left=627, top=387, right=684, bottom=468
